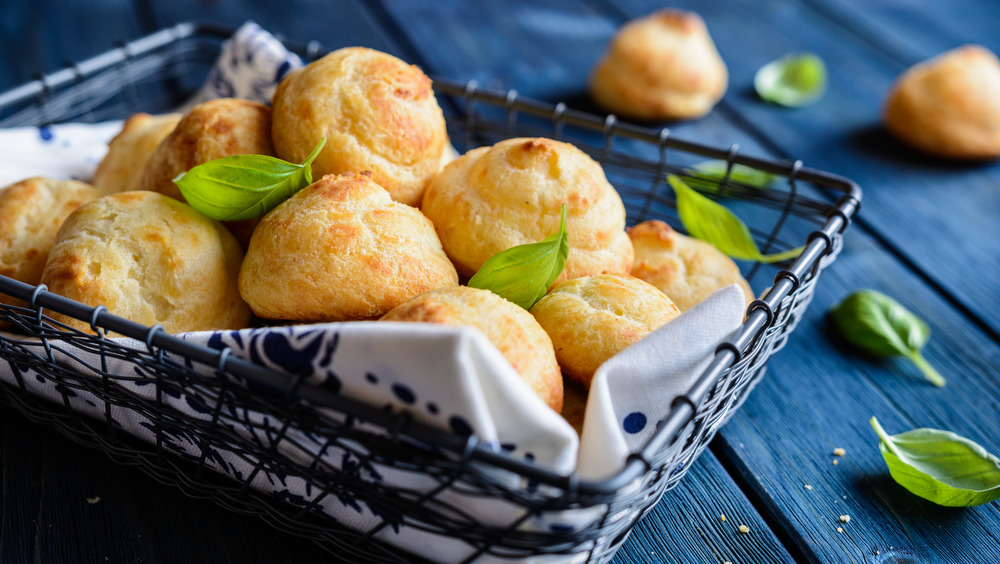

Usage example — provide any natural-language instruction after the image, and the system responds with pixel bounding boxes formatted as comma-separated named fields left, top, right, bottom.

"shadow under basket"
left=0, top=22, right=861, bottom=564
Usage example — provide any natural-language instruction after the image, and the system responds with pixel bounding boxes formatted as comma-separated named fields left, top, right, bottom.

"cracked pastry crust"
left=530, top=273, right=680, bottom=388
left=420, top=137, right=633, bottom=282
left=239, top=172, right=458, bottom=322
left=271, top=47, right=448, bottom=207
left=628, top=220, right=752, bottom=312
left=0, top=177, right=100, bottom=310
left=381, top=286, right=563, bottom=412
left=39, top=190, right=250, bottom=334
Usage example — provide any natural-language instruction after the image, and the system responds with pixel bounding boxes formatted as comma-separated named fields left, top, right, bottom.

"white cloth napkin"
left=0, top=22, right=748, bottom=562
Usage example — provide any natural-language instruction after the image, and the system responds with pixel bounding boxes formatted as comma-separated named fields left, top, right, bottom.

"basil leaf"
left=754, top=53, right=827, bottom=107
left=468, top=204, right=569, bottom=310
left=670, top=175, right=802, bottom=263
left=830, top=290, right=945, bottom=387
left=870, top=417, right=1000, bottom=507
left=687, top=160, right=777, bottom=195
left=174, top=137, right=326, bottom=221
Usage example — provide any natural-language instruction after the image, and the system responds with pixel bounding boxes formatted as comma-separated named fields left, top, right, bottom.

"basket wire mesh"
left=0, top=22, right=860, bottom=563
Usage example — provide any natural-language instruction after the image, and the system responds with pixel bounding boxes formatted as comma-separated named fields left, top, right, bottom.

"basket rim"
left=0, top=21, right=862, bottom=498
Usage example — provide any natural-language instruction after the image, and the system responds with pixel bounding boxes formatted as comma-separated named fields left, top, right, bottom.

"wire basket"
left=0, top=22, right=860, bottom=563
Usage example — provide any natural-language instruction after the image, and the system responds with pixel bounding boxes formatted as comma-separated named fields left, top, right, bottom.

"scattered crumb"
left=840, top=515, right=851, bottom=523
left=720, top=514, right=727, bottom=522
left=837, top=527, right=843, bottom=533
left=804, top=484, right=813, bottom=490
left=876, top=551, right=881, bottom=555
left=86, top=496, right=101, bottom=504
left=738, top=525, right=750, bottom=534
left=832, top=459, right=839, bottom=466
left=842, top=495, right=847, bottom=500
left=833, top=447, right=846, bottom=456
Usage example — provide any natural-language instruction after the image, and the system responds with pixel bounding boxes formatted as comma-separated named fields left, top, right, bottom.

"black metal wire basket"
left=0, top=22, right=860, bottom=563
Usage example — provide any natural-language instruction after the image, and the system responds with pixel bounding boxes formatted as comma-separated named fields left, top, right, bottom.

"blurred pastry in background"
left=91, top=113, right=181, bottom=195
left=628, top=220, right=753, bottom=312
left=239, top=172, right=458, bottom=322
left=0, top=177, right=100, bottom=310
left=589, top=9, right=728, bottom=121
left=271, top=47, right=449, bottom=207
left=40, top=190, right=250, bottom=334
left=421, top=137, right=633, bottom=282
left=884, top=44, right=1000, bottom=160
left=530, top=273, right=680, bottom=388
left=381, top=285, right=563, bottom=412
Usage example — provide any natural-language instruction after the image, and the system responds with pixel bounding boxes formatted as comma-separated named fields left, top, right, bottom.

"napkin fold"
left=0, top=21, right=750, bottom=562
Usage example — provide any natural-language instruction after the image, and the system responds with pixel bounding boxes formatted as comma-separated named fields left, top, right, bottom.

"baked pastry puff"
left=589, top=9, right=728, bottom=121
left=239, top=172, right=458, bottom=322
left=381, top=286, right=563, bottom=412
left=140, top=98, right=275, bottom=247
left=0, top=177, right=100, bottom=310
left=40, top=191, right=250, bottom=334
left=92, top=113, right=181, bottom=195
left=628, top=220, right=753, bottom=312
left=420, top=137, right=634, bottom=282
left=530, top=273, right=680, bottom=388
left=884, top=45, right=1000, bottom=160
left=271, top=47, right=448, bottom=206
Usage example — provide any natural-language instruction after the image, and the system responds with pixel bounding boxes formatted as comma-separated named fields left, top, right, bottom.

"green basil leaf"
left=687, top=160, right=777, bottom=195
left=468, top=204, right=569, bottom=310
left=174, top=137, right=326, bottom=221
left=754, top=53, right=827, bottom=107
left=670, top=175, right=802, bottom=264
left=830, top=290, right=945, bottom=387
left=870, top=416, right=1000, bottom=507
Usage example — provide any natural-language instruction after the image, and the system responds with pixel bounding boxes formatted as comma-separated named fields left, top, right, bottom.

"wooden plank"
left=617, top=452, right=795, bottom=564
left=797, top=0, right=1000, bottom=67
left=713, top=228, right=1000, bottom=563
left=146, top=0, right=401, bottom=58
left=0, top=0, right=141, bottom=92
left=0, top=409, right=332, bottom=563
left=604, top=0, right=1000, bottom=339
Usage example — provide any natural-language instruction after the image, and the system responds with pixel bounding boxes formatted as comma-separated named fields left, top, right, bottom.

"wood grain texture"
left=1, top=1, right=1000, bottom=563
left=617, top=452, right=795, bottom=564
left=608, top=0, right=1000, bottom=340
left=713, top=229, right=1000, bottom=563
left=0, top=0, right=141, bottom=92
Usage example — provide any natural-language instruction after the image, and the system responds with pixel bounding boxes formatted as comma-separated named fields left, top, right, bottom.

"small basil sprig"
left=754, top=53, right=827, bottom=107
left=687, top=160, right=777, bottom=194
left=870, top=416, right=1000, bottom=507
left=468, top=204, right=569, bottom=310
left=173, top=137, right=326, bottom=221
left=830, top=290, right=945, bottom=387
left=670, top=175, right=801, bottom=263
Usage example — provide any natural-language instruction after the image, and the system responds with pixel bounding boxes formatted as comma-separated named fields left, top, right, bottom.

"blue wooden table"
left=2, top=1, right=999, bottom=562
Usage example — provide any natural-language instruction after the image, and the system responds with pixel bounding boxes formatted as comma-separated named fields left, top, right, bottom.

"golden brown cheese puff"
left=91, top=113, right=181, bottom=195
left=40, top=191, right=251, bottom=335
left=420, top=137, right=634, bottom=282
left=589, top=10, right=727, bottom=121
left=530, top=273, right=680, bottom=388
left=381, top=286, right=562, bottom=412
left=884, top=45, right=1000, bottom=160
left=271, top=47, right=448, bottom=207
left=140, top=98, right=275, bottom=246
left=0, top=177, right=100, bottom=311
left=628, top=220, right=753, bottom=312
left=239, top=172, right=458, bottom=322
